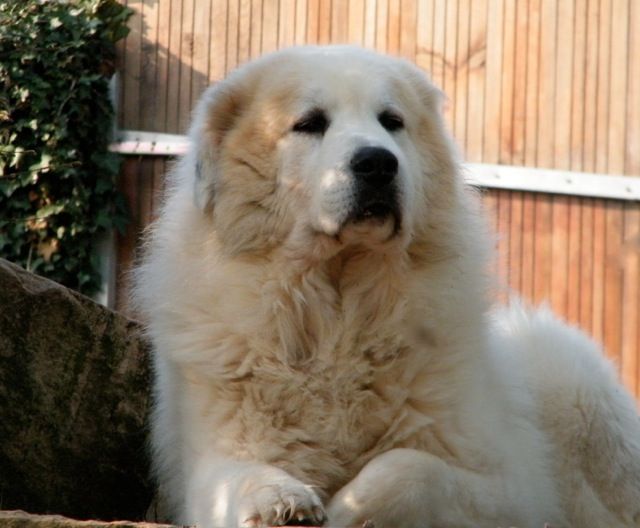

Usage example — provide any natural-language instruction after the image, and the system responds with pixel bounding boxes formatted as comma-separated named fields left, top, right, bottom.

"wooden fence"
left=114, top=0, right=640, bottom=401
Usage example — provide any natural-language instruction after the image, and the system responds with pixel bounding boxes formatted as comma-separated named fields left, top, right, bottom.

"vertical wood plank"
left=622, top=205, right=640, bottom=396
left=592, top=198, right=606, bottom=346
left=430, top=0, right=446, bottom=90
left=348, top=0, right=366, bottom=44
left=595, top=0, right=612, bottom=174
left=122, top=0, right=143, bottom=130
left=331, top=0, right=348, bottom=42
left=550, top=195, right=570, bottom=315
left=442, top=0, right=458, bottom=129
left=532, top=196, right=552, bottom=305
left=399, top=0, right=417, bottom=60
left=627, top=0, right=640, bottom=176
left=238, top=0, right=253, bottom=63
left=465, top=1, right=487, bottom=163
left=415, top=0, right=434, bottom=72
left=554, top=0, right=573, bottom=169
left=602, top=200, right=624, bottom=364
left=483, top=0, right=503, bottom=164
left=165, top=0, right=183, bottom=132
left=453, top=0, right=469, bottom=150
left=262, top=0, right=280, bottom=53
left=510, top=0, right=528, bottom=166
left=209, top=0, right=228, bottom=83
left=294, top=0, right=308, bottom=45
left=508, top=191, right=524, bottom=294
left=566, top=196, right=582, bottom=325
left=363, top=0, right=377, bottom=48
left=387, top=0, right=401, bottom=54
left=226, top=0, right=240, bottom=72
left=317, top=0, right=332, bottom=45
left=375, top=0, right=389, bottom=52
left=114, top=0, right=128, bottom=129
left=582, top=0, right=599, bottom=172
left=608, top=0, right=628, bottom=174
left=191, top=0, right=211, bottom=103
left=306, top=0, right=320, bottom=44
left=524, top=0, right=540, bottom=168
left=278, top=0, right=296, bottom=48
left=139, top=0, right=159, bottom=132
left=536, top=0, right=556, bottom=168
left=499, top=0, right=515, bottom=165
left=177, top=0, right=194, bottom=132
left=578, top=197, right=595, bottom=334
left=570, top=0, right=587, bottom=171
left=520, top=192, right=536, bottom=302
left=153, top=0, right=173, bottom=132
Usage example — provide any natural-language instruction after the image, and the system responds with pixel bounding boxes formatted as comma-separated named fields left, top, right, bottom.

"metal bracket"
left=110, top=130, right=189, bottom=156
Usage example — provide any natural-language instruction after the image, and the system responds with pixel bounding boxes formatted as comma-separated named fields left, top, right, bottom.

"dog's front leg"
left=185, top=454, right=327, bottom=528
left=327, top=448, right=536, bottom=528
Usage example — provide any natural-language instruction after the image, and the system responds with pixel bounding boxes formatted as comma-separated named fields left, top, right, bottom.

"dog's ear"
left=191, top=77, right=247, bottom=212
left=395, top=59, right=445, bottom=114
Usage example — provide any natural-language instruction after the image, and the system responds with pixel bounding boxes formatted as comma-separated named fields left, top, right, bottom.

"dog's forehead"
left=258, top=49, right=412, bottom=112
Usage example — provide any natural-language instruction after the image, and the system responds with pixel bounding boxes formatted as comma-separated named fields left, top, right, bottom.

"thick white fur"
left=134, top=46, right=640, bottom=527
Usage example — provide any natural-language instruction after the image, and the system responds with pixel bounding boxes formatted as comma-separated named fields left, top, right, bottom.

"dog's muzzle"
left=349, top=146, right=401, bottom=231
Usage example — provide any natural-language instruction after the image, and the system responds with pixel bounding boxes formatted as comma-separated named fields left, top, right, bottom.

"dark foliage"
left=0, top=0, right=131, bottom=295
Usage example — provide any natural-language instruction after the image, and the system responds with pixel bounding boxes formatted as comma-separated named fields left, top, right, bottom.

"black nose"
left=350, top=147, right=398, bottom=187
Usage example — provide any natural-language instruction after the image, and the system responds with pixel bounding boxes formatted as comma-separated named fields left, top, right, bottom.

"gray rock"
left=0, top=511, right=179, bottom=528
left=0, top=259, right=153, bottom=521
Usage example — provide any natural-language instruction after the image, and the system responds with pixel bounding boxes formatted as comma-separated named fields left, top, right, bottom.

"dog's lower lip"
left=357, top=203, right=393, bottom=220
left=363, top=203, right=391, bottom=218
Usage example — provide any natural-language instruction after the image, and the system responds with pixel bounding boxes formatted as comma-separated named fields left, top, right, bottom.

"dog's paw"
left=327, top=449, right=438, bottom=528
left=238, top=481, right=326, bottom=527
left=327, top=491, right=368, bottom=528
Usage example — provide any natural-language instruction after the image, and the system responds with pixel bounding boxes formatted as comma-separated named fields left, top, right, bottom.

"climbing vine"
left=0, top=0, right=131, bottom=295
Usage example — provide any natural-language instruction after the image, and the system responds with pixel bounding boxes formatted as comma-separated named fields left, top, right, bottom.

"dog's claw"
left=313, top=506, right=327, bottom=525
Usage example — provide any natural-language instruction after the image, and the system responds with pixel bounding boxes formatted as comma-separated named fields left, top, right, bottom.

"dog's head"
left=190, top=46, right=459, bottom=258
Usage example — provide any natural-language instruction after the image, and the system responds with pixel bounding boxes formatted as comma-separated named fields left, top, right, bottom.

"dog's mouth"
left=348, top=198, right=402, bottom=237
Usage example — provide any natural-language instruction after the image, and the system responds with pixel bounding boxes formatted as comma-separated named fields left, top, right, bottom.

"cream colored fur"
left=133, top=46, right=640, bottom=528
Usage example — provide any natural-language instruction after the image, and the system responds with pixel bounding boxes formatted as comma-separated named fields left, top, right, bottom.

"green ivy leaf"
left=36, top=203, right=64, bottom=219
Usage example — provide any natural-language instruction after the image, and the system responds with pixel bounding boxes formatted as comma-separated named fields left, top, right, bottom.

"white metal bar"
left=109, top=131, right=640, bottom=201
left=110, top=130, right=190, bottom=156
left=465, top=163, right=640, bottom=201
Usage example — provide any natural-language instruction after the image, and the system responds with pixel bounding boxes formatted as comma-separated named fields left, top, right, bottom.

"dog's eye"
left=378, top=111, right=404, bottom=132
left=292, top=110, right=329, bottom=135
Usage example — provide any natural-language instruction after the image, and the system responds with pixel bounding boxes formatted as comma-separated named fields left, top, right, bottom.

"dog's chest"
left=221, top=349, right=415, bottom=482
left=249, top=362, right=392, bottom=443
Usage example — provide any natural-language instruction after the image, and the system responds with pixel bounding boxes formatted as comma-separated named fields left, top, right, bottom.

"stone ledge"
left=0, top=511, right=178, bottom=528
left=0, top=259, right=153, bottom=520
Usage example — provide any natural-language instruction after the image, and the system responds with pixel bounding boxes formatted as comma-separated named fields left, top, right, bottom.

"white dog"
left=134, top=46, right=640, bottom=527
